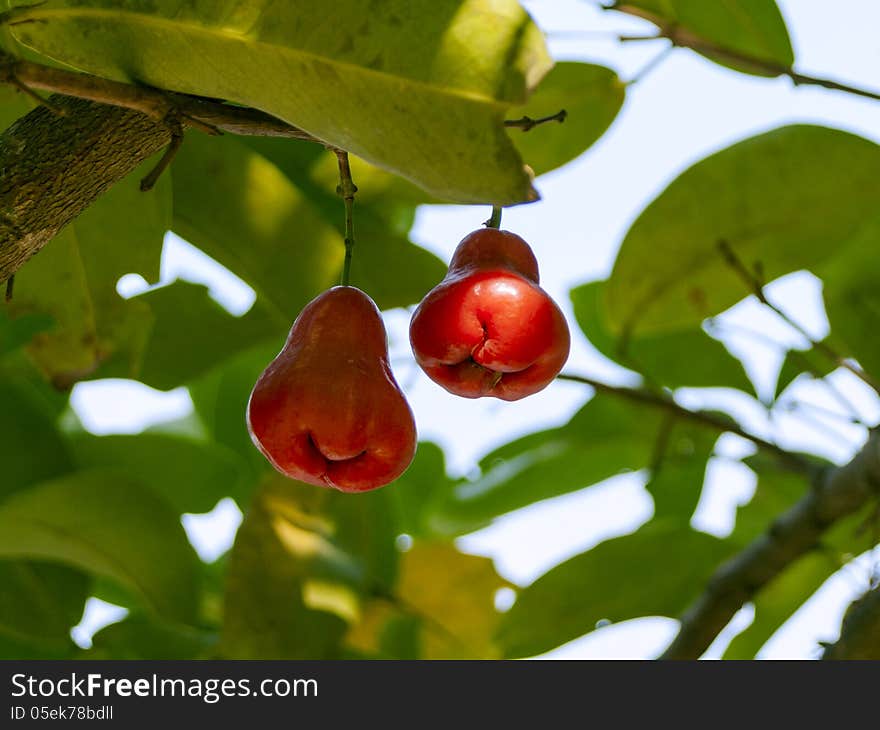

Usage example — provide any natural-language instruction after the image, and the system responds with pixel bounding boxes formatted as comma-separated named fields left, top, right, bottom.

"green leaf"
left=129, top=281, right=283, bottom=391
left=220, top=479, right=348, bottom=659
left=0, top=376, right=72, bottom=500
left=188, top=342, right=283, bottom=475
left=0, top=560, right=88, bottom=651
left=241, top=136, right=448, bottom=311
left=612, top=0, right=794, bottom=76
left=819, top=230, right=880, bottom=380
left=497, top=521, right=735, bottom=657
left=67, top=432, right=252, bottom=514
left=605, top=126, right=880, bottom=336
left=509, top=62, right=624, bottom=176
left=389, top=442, right=459, bottom=539
left=7, top=155, right=170, bottom=386
left=172, top=135, right=446, bottom=318
left=433, top=395, right=661, bottom=534
left=646, top=421, right=715, bottom=520
left=11, top=0, right=552, bottom=204
left=722, top=553, right=833, bottom=659
left=0, top=470, right=201, bottom=623
left=171, top=134, right=342, bottom=323
left=0, top=312, right=53, bottom=356
left=774, top=343, right=834, bottom=400
left=730, top=454, right=807, bottom=546
left=571, top=280, right=753, bottom=392
left=0, top=85, right=32, bottom=131
left=348, top=541, right=509, bottom=659
left=86, top=614, right=216, bottom=659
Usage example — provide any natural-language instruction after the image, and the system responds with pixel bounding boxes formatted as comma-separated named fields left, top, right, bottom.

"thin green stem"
left=485, top=206, right=503, bottom=229
left=334, top=149, right=357, bottom=287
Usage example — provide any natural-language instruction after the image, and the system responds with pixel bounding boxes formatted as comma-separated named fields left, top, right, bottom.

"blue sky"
left=72, top=0, right=880, bottom=658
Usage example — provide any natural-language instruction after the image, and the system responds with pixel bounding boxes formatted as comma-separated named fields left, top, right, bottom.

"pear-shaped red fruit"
left=247, top=286, right=417, bottom=492
left=409, top=228, right=570, bottom=401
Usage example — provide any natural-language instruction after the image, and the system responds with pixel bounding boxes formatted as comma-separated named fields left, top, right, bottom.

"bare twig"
left=139, top=111, right=186, bottom=192
left=609, top=4, right=880, bottom=103
left=0, top=49, right=321, bottom=142
left=504, top=109, right=567, bottom=131
left=4, top=275, right=13, bottom=303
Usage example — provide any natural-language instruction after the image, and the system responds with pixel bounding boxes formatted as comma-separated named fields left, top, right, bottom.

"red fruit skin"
left=247, top=286, right=417, bottom=493
left=409, top=229, right=570, bottom=401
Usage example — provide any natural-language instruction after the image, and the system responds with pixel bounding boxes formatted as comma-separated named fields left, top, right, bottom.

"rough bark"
left=661, top=432, right=880, bottom=659
left=0, top=96, right=170, bottom=282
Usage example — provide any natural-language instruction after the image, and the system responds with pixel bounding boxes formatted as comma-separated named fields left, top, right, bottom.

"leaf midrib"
left=16, top=6, right=512, bottom=108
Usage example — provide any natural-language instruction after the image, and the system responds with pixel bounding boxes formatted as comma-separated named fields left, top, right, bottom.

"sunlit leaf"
left=11, top=0, right=552, bottom=203
left=509, top=62, right=624, bottom=176
left=611, top=0, right=794, bottom=76
left=571, top=280, right=753, bottom=392
left=348, top=541, right=509, bottom=659
left=606, top=126, right=880, bottom=336
left=220, top=479, right=348, bottom=659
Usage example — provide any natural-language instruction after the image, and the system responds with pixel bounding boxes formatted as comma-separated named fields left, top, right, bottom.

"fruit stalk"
left=335, top=149, right=358, bottom=287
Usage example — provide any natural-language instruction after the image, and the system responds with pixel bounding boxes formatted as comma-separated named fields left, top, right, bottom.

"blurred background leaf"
left=0, top=470, right=201, bottom=624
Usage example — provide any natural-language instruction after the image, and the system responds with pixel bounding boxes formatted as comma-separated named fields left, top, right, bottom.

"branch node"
left=140, top=111, right=184, bottom=192
left=504, top=109, right=567, bottom=132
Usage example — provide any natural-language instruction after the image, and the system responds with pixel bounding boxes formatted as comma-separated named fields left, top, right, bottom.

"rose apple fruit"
left=409, top=228, right=570, bottom=400
left=247, top=286, right=416, bottom=492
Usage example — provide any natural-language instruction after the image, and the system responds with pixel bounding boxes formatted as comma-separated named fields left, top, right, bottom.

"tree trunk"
left=0, top=96, right=169, bottom=282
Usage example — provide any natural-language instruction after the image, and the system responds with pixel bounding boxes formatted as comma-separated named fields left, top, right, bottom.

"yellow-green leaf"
left=606, top=126, right=880, bottom=337
left=612, top=0, right=793, bottom=76
left=10, top=0, right=552, bottom=203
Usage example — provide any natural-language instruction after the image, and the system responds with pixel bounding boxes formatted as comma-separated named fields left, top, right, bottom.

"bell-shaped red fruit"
left=248, top=286, right=417, bottom=492
left=409, top=228, right=570, bottom=401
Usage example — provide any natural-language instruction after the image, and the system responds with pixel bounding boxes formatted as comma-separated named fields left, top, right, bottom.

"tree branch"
left=0, top=52, right=325, bottom=283
left=610, top=4, right=880, bottom=103
left=0, top=96, right=172, bottom=282
left=557, top=372, right=815, bottom=474
left=822, top=583, right=880, bottom=659
left=660, top=431, right=880, bottom=659
left=0, top=50, right=320, bottom=140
